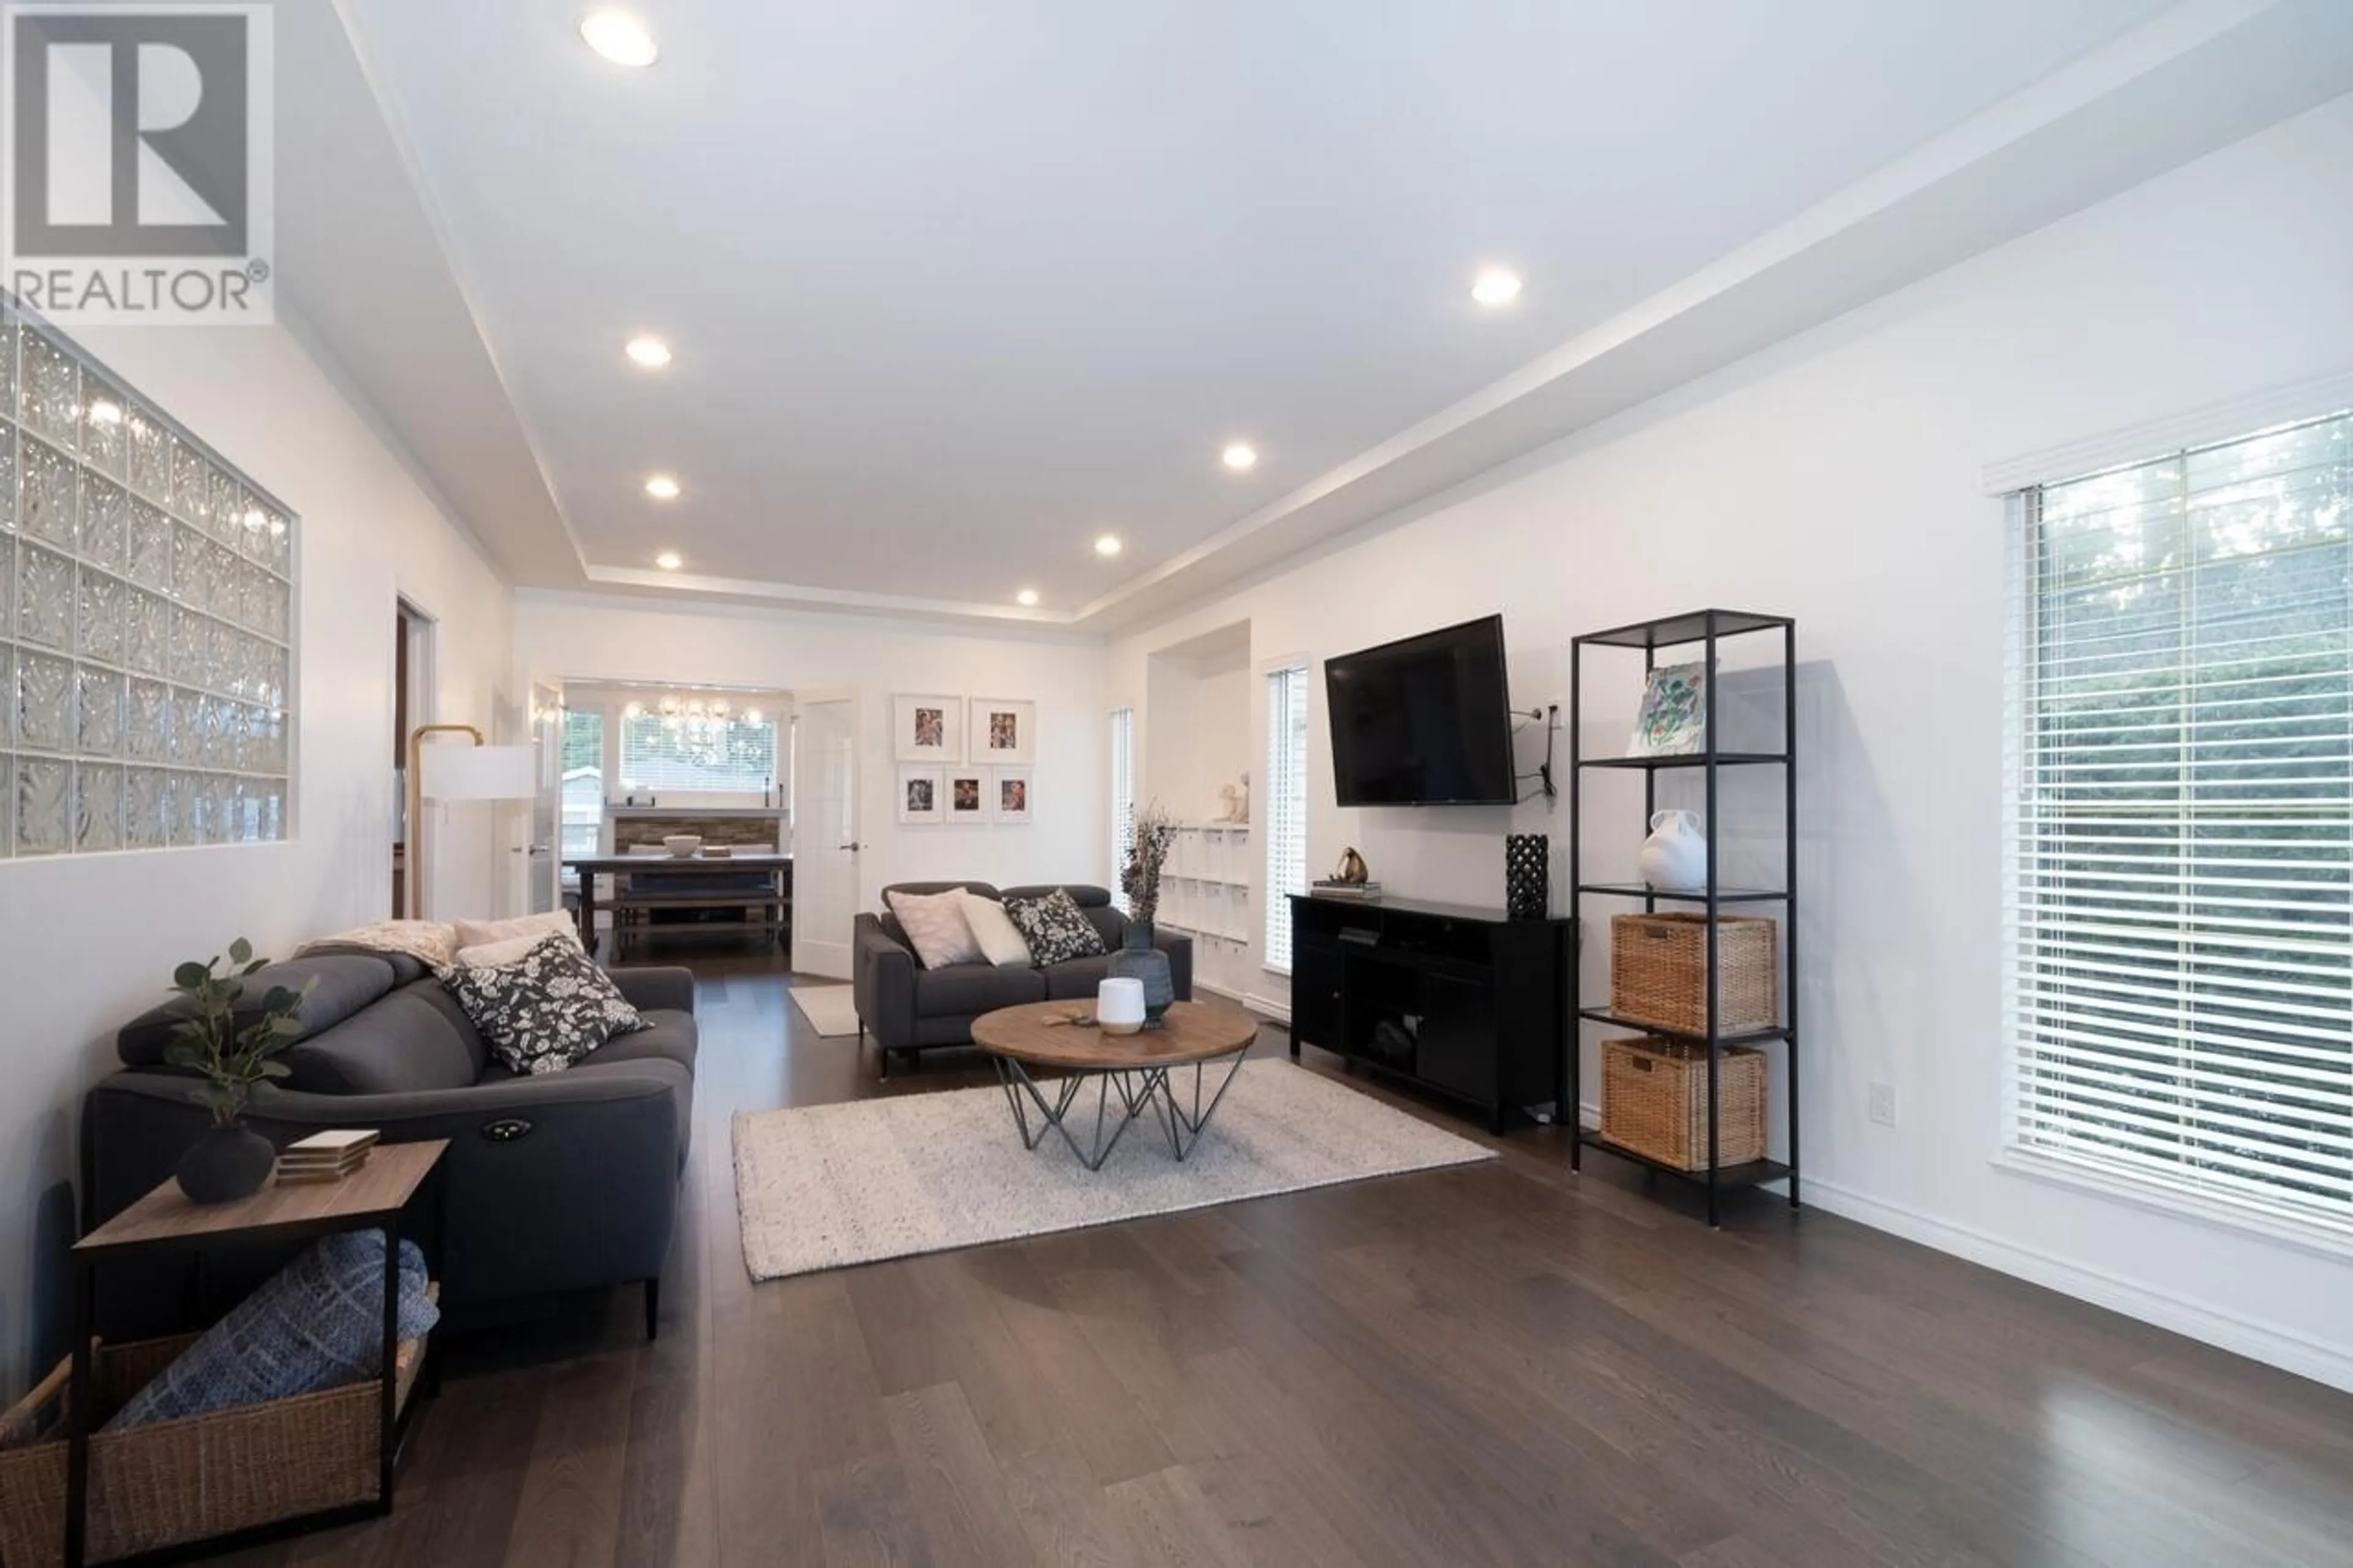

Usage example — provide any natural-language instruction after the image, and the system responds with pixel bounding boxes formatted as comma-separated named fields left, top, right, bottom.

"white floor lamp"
left=411, top=725, right=537, bottom=922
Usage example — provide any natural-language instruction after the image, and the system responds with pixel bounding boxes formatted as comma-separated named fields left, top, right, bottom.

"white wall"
left=515, top=594, right=1105, bottom=907
left=1108, top=97, right=2353, bottom=1388
left=0, top=312, right=513, bottom=1396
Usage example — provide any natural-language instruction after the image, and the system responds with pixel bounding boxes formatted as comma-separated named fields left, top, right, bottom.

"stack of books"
left=276, top=1129, right=379, bottom=1185
left=1310, top=879, right=1383, bottom=901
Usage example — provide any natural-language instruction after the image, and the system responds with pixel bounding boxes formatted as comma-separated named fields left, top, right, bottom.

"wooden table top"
left=971, top=999, right=1258, bottom=1070
left=565, top=852, right=792, bottom=873
left=77, top=1140, right=447, bottom=1254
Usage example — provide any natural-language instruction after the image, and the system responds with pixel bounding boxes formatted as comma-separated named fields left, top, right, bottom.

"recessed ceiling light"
left=1221, top=442, right=1258, bottom=471
left=654, top=550, right=682, bottom=570
left=645, top=474, right=681, bottom=500
left=1094, top=534, right=1123, bottom=558
left=1471, top=267, right=1523, bottom=306
left=624, top=336, right=672, bottom=369
left=580, top=9, right=659, bottom=67
left=1016, top=588, right=1040, bottom=607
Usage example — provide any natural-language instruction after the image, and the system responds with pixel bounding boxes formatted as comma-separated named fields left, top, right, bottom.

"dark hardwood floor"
left=224, top=947, right=2353, bottom=1567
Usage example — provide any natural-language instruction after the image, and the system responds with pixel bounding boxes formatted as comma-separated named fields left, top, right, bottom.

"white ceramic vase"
left=1639, top=809, right=1708, bottom=893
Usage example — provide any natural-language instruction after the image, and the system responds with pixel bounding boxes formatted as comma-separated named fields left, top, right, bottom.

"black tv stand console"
left=1287, top=894, right=1572, bottom=1132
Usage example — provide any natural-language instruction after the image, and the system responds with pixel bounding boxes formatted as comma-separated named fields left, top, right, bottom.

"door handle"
left=838, top=842, right=862, bottom=852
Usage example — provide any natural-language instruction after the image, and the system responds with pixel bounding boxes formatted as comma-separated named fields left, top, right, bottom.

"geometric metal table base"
left=992, top=1048, right=1249, bottom=1170
left=1146, top=1051, right=1248, bottom=1162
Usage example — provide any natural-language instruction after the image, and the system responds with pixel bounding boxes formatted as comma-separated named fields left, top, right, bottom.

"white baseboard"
left=1802, top=1177, right=2353, bottom=1396
left=1240, top=990, right=1290, bottom=1023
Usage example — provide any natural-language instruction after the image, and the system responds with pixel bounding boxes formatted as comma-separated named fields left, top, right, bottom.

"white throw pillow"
left=884, top=889, right=983, bottom=969
left=957, top=892, right=1034, bottom=968
left=453, top=911, right=582, bottom=953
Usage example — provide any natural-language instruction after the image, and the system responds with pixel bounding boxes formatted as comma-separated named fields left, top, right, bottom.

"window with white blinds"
left=1265, top=664, right=1311, bottom=973
left=619, top=713, right=779, bottom=793
left=2005, top=409, right=2352, bottom=1235
left=1109, top=706, right=1135, bottom=913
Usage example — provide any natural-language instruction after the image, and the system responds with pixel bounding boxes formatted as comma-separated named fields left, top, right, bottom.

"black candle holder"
left=1505, top=833, right=1548, bottom=918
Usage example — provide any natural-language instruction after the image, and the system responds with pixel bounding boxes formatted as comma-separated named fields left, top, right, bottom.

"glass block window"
left=1, top=298, right=297, bottom=857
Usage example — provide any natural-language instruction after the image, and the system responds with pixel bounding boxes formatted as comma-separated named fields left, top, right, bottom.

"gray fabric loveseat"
left=851, top=882, right=1192, bottom=1076
left=81, top=951, right=694, bottom=1341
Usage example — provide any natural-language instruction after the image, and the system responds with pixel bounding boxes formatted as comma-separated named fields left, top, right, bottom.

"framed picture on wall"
left=948, top=770, right=986, bottom=820
left=897, top=765, right=945, bottom=825
left=892, top=694, right=963, bottom=763
left=991, top=766, right=1033, bottom=825
left=968, top=697, right=1036, bottom=765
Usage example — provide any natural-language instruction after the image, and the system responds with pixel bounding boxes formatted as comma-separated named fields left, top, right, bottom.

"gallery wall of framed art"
left=886, top=694, right=1037, bottom=824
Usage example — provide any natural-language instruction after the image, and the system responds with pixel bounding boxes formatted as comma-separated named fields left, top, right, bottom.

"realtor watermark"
left=2, top=2, right=273, bottom=325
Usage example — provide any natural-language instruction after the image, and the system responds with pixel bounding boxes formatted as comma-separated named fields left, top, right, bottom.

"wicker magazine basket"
left=1608, top=913, right=1778, bottom=1035
left=1600, top=1037, right=1767, bottom=1170
left=0, top=1296, right=429, bottom=1567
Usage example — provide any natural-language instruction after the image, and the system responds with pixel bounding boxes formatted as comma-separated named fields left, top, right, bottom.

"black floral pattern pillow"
left=438, top=934, right=646, bottom=1075
left=1003, top=889, right=1107, bottom=967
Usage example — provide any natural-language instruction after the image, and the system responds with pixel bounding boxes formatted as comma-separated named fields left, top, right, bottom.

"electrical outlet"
left=1869, top=1081, right=1898, bottom=1127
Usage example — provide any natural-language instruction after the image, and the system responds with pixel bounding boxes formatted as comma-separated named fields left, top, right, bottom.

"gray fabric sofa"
left=81, top=950, right=694, bottom=1341
left=852, top=882, right=1193, bottom=1076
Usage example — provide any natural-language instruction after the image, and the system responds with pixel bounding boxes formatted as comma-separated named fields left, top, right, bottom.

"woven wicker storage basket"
left=1608, top=913, right=1778, bottom=1035
left=0, top=1311, right=427, bottom=1567
left=1600, top=1036, right=1767, bottom=1170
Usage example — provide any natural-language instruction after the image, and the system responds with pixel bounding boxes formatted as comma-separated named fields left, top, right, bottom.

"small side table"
left=66, top=1139, right=448, bottom=1567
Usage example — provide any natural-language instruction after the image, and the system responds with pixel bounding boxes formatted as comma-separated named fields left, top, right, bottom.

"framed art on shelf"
left=1628, top=662, right=1707, bottom=757
left=897, top=765, right=945, bottom=824
left=892, top=695, right=963, bottom=763
left=948, top=770, right=986, bottom=820
left=991, top=767, right=1033, bottom=825
left=968, top=697, right=1037, bottom=766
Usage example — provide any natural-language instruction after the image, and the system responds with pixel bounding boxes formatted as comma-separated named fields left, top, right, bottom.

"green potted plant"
left=162, top=939, right=313, bottom=1203
left=1112, top=804, right=1180, bottom=1027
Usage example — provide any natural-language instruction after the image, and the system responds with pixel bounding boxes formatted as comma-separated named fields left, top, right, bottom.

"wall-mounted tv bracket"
left=1513, top=703, right=1561, bottom=803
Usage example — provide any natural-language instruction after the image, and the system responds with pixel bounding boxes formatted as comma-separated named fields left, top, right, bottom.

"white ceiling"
left=295, top=0, right=2353, bottom=631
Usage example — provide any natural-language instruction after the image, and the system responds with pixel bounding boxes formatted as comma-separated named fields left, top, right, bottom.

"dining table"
left=564, top=851, right=794, bottom=953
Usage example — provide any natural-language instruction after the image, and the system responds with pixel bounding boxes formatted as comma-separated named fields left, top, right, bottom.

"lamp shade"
left=419, top=742, right=536, bottom=801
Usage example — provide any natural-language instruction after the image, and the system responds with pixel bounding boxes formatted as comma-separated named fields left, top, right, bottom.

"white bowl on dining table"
left=662, top=834, right=703, bottom=858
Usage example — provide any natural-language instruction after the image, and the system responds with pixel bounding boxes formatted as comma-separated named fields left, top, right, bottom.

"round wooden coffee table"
left=971, top=999, right=1259, bottom=1170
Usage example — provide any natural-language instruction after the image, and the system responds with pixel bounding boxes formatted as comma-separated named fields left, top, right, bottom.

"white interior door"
left=526, top=681, right=563, bottom=915
left=792, top=691, right=860, bottom=977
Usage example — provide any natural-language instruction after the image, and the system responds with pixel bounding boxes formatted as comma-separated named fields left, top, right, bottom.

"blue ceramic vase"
left=1108, top=922, right=1175, bottom=1028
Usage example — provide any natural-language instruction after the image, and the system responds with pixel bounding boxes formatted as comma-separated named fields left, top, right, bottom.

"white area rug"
left=732, top=1061, right=1493, bottom=1279
left=789, top=984, right=862, bottom=1037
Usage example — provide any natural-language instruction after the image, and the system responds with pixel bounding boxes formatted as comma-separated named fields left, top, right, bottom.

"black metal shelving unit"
left=1568, top=608, right=1798, bottom=1225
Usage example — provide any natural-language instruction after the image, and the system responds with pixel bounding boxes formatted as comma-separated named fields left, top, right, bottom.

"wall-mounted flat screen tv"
left=1325, top=614, right=1515, bottom=806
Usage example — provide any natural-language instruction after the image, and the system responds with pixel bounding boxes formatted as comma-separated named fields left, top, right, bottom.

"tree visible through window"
left=559, top=710, right=604, bottom=863
left=2007, top=409, right=2351, bottom=1230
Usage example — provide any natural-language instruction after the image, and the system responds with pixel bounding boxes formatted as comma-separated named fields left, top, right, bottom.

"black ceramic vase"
left=1505, top=833, right=1549, bottom=919
left=1108, top=922, right=1175, bottom=1028
left=175, top=1123, right=276, bottom=1205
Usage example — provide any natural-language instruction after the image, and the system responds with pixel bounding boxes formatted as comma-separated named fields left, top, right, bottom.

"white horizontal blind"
left=1265, top=665, right=1309, bottom=973
left=2006, top=410, right=2353, bottom=1232
left=1109, top=706, right=1135, bottom=914
left=619, top=713, right=779, bottom=793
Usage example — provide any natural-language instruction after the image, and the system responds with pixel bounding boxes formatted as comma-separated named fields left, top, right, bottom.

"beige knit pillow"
left=884, top=889, right=982, bottom=969
left=453, top=911, right=582, bottom=953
